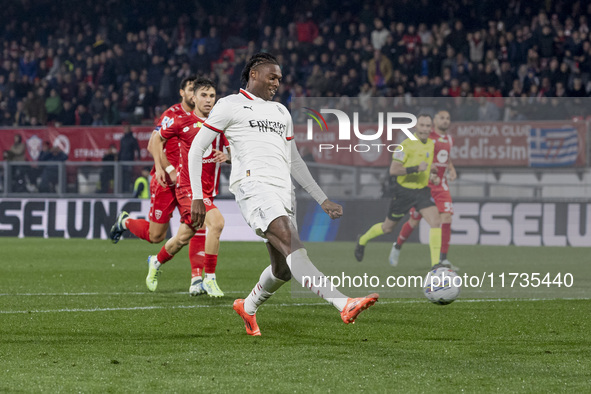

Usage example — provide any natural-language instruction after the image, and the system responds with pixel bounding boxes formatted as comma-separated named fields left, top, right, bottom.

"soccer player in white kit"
left=188, top=53, right=378, bottom=336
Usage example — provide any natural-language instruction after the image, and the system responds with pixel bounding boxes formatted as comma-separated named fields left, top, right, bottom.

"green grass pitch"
left=1, top=238, right=590, bottom=392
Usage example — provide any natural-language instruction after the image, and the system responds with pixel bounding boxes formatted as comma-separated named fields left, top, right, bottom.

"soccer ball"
left=423, top=266, right=461, bottom=305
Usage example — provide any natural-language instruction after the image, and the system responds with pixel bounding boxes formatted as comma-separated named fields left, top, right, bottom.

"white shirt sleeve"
left=290, top=141, right=327, bottom=205
left=201, top=98, right=233, bottom=133
left=189, top=127, right=220, bottom=199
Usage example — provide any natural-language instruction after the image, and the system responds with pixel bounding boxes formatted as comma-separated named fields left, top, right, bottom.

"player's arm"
left=389, top=159, right=428, bottom=176
left=189, top=127, right=219, bottom=228
left=147, top=131, right=168, bottom=187
left=447, top=158, right=457, bottom=181
left=159, top=149, right=176, bottom=184
left=290, top=142, right=342, bottom=220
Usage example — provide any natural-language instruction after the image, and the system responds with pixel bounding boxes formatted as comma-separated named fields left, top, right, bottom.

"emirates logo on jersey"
left=248, top=119, right=287, bottom=137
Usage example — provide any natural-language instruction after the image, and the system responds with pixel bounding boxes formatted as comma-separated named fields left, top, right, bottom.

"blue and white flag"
left=529, top=128, right=579, bottom=167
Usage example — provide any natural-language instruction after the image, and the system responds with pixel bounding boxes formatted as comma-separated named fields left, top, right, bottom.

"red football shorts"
left=175, top=185, right=217, bottom=231
left=408, top=187, right=453, bottom=219
left=409, top=206, right=422, bottom=220
left=149, top=176, right=178, bottom=224
left=430, top=187, right=454, bottom=214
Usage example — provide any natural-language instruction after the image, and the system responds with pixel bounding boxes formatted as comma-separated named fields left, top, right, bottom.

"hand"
left=155, top=167, right=167, bottom=187
left=191, top=199, right=206, bottom=229
left=321, top=199, right=343, bottom=220
left=418, top=161, right=428, bottom=172
left=448, top=166, right=457, bottom=182
left=168, top=169, right=177, bottom=185
left=430, top=173, right=440, bottom=185
left=212, top=149, right=228, bottom=163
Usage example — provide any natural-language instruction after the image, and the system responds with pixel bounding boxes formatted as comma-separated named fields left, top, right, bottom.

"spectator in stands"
left=76, top=104, right=93, bottom=125
left=367, top=50, right=393, bottom=91
left=118, top=124, right=141, bottom=193
left=132, top=167, right=151, bottom=199
left=45, top=89, right=63, bottom=123
left=98, top=144, right=118, bottom=193
left=38, top=146, right=68, bottom=193
left=371, top=19, right=390, bottom=50
left=58, top=101, right=76, bottom=126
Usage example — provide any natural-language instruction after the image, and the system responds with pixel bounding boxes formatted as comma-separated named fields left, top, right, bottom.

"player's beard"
left=184, top=99, right=196, bottom=110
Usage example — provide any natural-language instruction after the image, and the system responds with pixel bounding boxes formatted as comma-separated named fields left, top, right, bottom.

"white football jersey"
left=202, top=89, right=294, bottom=194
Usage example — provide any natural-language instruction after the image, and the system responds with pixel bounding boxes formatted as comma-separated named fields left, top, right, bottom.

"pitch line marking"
left=0, top=297, right=588, bottom=315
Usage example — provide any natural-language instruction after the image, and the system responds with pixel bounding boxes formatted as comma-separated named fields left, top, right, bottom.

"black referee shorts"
left=387, top=183, right=434, bottom=221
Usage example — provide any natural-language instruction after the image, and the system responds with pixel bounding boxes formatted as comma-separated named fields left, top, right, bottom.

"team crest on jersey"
left=426, top=152, right=430, bottom=158
left=195, top=122, right=202, bottom=128
left=276, top=105, right=285, bottom=115
left=203, top=198, right=212, bottom=206
left=183, top=126, right=190, bottom=132
left=437, top=149, right=449, bottom=163
left=155, top=210, right=162, bottom=220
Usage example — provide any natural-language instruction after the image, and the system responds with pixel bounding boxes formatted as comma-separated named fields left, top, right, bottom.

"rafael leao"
left=188, top=52, right=378, bottom=336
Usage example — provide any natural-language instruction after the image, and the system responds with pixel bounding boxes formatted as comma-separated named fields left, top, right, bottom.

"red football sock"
left=126, top=218, right=151, bottom=242
left=189, top=230, right=206, bottom=278
left=204, top=253, right=218, bottom=274
left=396, top=221, right=415, bottom=246
left=156, top=246, right=174, bottom=265
left=441, top=223, right=451, bottom=254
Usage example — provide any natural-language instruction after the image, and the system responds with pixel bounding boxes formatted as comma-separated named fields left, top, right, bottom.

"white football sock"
left=244, top=265, right=286, bottom=315
left=204, top=273, right=216, bottom=281
left=287, top=248, right=348, bottom=311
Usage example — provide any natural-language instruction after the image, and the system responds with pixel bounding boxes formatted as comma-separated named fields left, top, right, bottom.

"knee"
left=207, top=218, right=225, bottom=237
left=149, top=230, right=166, bottom=244
left=382, top=222, right=395, bottom=234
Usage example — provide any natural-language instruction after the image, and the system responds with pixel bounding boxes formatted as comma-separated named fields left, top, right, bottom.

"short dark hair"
left=240, top=52, right=280, bottom=86
left=417, top=113, right=432, bottom=120
left=193, top=77, right=216, bottom=92
left=180, top=75, right=198, bottom=90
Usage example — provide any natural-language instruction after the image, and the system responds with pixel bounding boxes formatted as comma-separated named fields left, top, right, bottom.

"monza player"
left=145, top=77, right=228, bottom=296
left=389, top=110, right=457, bottom=269
left=110, top=76, right=215, bottom=295
left=354, top=114, right=443, bottom=267
left=188, top=53, right=378, bottom=336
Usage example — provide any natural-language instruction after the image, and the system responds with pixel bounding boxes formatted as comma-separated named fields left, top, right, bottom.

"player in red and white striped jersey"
left=389, top=110, right=458, bottom=269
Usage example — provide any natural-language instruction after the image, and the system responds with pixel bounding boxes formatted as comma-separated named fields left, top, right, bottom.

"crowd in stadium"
left=1, top=0, right=590, bottom=127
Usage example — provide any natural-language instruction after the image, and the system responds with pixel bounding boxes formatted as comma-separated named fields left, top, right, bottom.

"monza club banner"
left=293, top=120, right=587, bottom=167
left=0, top=126, right=154, bottom=161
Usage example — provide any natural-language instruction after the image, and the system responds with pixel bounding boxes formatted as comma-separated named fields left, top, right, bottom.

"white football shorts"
left=234, top=179, right=295, bottom=238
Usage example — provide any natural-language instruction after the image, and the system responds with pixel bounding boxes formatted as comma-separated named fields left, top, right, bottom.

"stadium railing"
left=2, top=160, right=590, bottom=200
